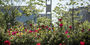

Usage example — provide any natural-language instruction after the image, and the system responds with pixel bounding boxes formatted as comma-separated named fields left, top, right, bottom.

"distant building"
left=70, top=5, right=90, bottom=22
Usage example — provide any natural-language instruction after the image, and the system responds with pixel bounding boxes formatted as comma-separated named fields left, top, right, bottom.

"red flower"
left=4, top=40, right=11, bottom=45
left=59, top=43, right=62, bottom=45
left=81, top=29, right=84, bottom=32
left=29, top=24, right=32, bottom=26
left=38, top=35, right=40, bottom=38
left=36, top=43, right=41, bottom=45
left=34, top=30, right=38, bottom=33
left=59, top=24, right=63, bottom=27
left=58, top=19, right=62, bottom=21
left=81, top=30, right=84, bottom=32
left=9, top=28, right=12, bottom=30
left=0, top=40, right=1, bottom=44
left=65, top=30, right=68, bottom=34
left=10, top=37, right=13, bottom=40
left=9, top=33, right=11, bottom=35
left=41, top=25, right=45, bottom=28
left=38, top=26, right=40, bottom=28
left=52, top=28, right=54, bottom=30
left=69, top=26, right=72, bottom=29
left=80, top=41, right=85, bottom=45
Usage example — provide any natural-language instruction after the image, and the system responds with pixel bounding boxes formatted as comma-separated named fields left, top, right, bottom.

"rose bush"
left=1, top=23, right=55, bottom=45
left=0, top=16, right=90, bottom=45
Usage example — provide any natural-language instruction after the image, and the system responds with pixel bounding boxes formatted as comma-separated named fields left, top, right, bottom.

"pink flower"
left=46, top=26, right=48, bottom=28
left=14, top=32, right=17, bottom=34
left=29, top=30, right=32, bottom=33
left=16, top=31, right=18, bottom=33
left=8, top=31, right=10, bottom=33
left=4, top=40, right=11, bottom=45
left=65, top=30, right=68, bottom=34
left=12, top=32, right=16, bottom=35
left=38, top=28, right=41, bottom=30
left=80, top=41, right=85, bottom=45
left=59, top=43, right=62, bottom=45
left=36, top=43, right=41, bottom=45
left=67, top=35, right=70, bottom=38
left=32, top=31, right=34, bottom=32
left=48, top=27, right=51, bottom=30
left=69, top=26, right=72, bottom=29
left=58, top=19, right=62, bottom=21
left=59, top=24, right=63, bottom=27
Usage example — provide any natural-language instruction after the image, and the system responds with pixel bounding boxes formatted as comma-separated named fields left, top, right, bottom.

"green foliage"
left=0, top=12, right=6, bottom=28
left=37, top=17, right=51, bottom=26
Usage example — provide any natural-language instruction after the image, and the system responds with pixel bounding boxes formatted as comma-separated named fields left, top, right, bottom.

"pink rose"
left=65, top=30, right=68, bottom=34
left=29, top=30, right=32, bottom=33
left=59, top=24, right=63, bottom=27
left=4, top=40, right=11, bottom=45
left=36, top=43, right=41, bottom=45
left=80, top=41, right=85, bottom=45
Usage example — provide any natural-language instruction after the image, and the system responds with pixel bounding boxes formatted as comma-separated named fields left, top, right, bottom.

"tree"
left=0, top=0, right=45, bottom=32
